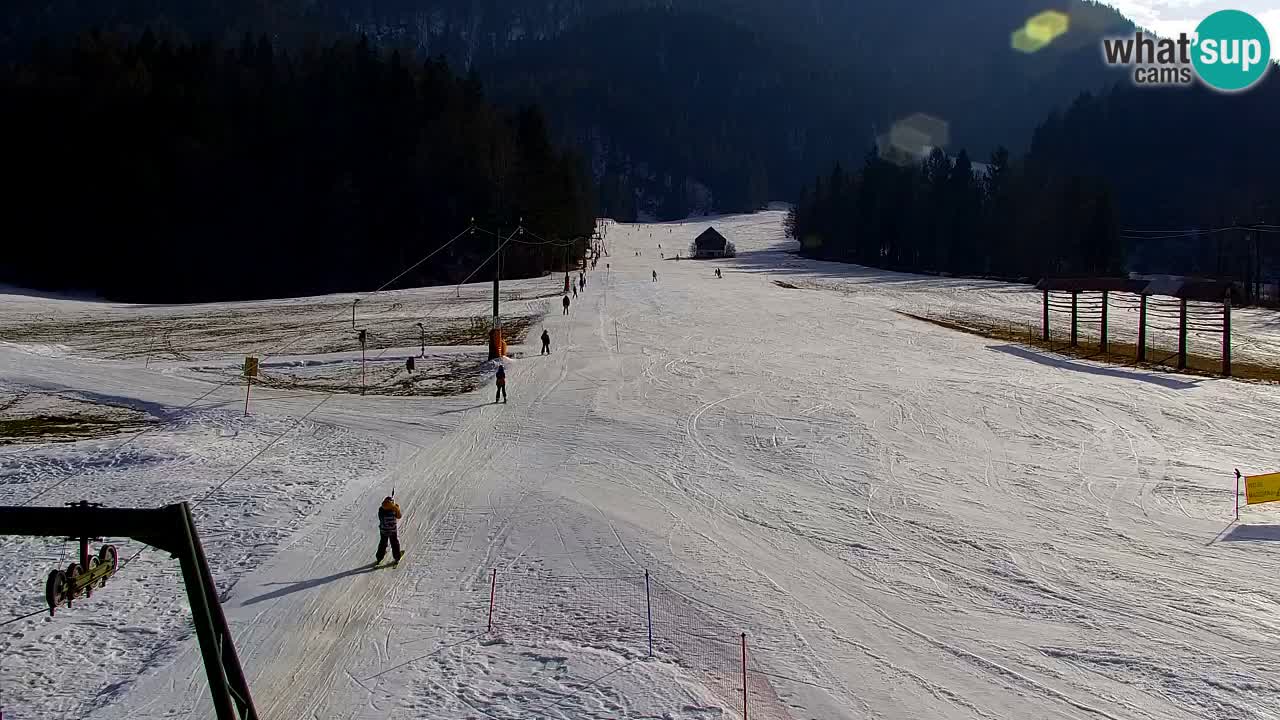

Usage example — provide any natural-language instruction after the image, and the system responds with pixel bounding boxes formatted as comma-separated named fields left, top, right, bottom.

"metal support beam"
left=0, top=503, right=259, bottom=720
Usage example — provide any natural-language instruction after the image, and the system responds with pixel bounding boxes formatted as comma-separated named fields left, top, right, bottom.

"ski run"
left=4, top=210, right=1280, bottom=720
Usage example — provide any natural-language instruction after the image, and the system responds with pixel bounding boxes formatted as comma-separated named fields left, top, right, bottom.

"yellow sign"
left=1245, top=472, right=1280, bottom=505
left=244, top=356, right=259, bottom=378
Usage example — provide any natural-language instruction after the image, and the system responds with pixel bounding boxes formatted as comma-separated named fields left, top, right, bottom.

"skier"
left=572, top=284, right=577, bottom=299
left=376, top=496, right=403, bottom=565
left=541, top=329, right=551, bottom=355
left=652, top=270, right=658, bottom=282
left=562, top=295, right=570, bottom=315
left=494, top=364, right=507, bottom=403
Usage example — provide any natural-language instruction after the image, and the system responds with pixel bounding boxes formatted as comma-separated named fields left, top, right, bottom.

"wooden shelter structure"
left=1034, top=277, right=1236, bottom=375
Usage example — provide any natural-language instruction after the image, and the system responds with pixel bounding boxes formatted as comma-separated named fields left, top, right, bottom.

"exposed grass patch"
left=0, top=415, right=152, bottom=444
left=217, top=353, right=493, bottom=398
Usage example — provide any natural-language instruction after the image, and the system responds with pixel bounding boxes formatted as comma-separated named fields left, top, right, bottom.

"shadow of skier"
left=241, top=564, right=382, bottom=606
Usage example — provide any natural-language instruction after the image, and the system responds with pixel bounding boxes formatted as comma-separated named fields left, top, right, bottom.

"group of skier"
left=386, top=241, right=729, bottom=562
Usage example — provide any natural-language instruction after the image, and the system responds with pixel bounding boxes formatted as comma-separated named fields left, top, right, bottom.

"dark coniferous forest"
left=1, top=32, right=595, bottom=302
left=789, top=71, right=1280, bottom=287
left=1, top=0, right=1279, bottom=300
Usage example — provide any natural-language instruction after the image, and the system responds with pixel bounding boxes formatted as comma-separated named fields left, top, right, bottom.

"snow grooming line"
left=479, top=566, right=811, bottom=719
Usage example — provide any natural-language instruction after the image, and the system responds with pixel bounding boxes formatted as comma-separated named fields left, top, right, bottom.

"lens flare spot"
left=879, top=113, right=950, bottom=166
left=1012, top=10, right=1070, bottom=53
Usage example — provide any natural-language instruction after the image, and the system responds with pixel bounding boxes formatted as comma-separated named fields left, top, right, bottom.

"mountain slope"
left=2, top=0, right=1137, bottom=215
left=480, top=9, right=870, bottom=217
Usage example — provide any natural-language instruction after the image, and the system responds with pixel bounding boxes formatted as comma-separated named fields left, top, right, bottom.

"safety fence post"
left=1223, top=290, right=1232, bottom=377
left=1100, top=291, right=1109, bottom=354
left=1070, top=290, right=1078, bottom=347
left=1138, top=295, right=1148, bottom=361
left=1041, top=289, right=1049, bottom=341
left=1178, top=297, right=1188, bottom=370
left=644, top=570, right=654, bottom=658
left=487, top=569, right=497, bottom=633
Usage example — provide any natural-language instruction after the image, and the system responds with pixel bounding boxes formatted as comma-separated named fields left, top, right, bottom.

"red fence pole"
left=644, top=570, right=654, bottom=657
left=487, top=569, right=497, bottom=633
left=741, top=633, right=748, bottom=720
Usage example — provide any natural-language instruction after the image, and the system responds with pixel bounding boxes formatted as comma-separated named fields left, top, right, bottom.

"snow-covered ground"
left=4, top=211, right=1280, bottom=719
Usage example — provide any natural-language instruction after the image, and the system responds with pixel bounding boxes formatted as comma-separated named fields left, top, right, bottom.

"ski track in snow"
left=2, top=211, right=1280, bottom=719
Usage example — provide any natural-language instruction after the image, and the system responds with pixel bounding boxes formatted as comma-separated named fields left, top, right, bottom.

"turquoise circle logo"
left=1192, top=10, right=1271, bottom=92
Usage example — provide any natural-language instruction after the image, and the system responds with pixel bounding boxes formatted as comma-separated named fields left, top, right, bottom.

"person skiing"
left=652, top=270, right=658, bottom=282
left=562, top=295, right=570, bottom=315
left=494, top=364, right=507, bottom=403
left=572, top=284, right=577, bottom=299
left=376, top=496, right=403, bottom=565
left=541, top=329, right=551, bottom=355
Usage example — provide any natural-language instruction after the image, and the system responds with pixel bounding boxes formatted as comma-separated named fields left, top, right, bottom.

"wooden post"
left=1178, top=297, right=1188, bottom=370
left=1100, top=291, right=1109, bottom=354
left=1042, top=289, right=1049, bottom=341
left=1070, top=290, right=1078, bottom=347
left=1138, top=295, right=1148, bottom=362
left=1223, top=290, right=1232, bottom=377
left=243, top=357, right=258, bottom=416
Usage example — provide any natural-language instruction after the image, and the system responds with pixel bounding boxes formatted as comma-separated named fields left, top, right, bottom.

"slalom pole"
left=1235, top=469, right=1241, bottom=520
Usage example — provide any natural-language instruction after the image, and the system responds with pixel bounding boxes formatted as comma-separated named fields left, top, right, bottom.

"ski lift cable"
left=114, top=236, right=529, bottom=574
left=17, top=225, right=478, bottom=509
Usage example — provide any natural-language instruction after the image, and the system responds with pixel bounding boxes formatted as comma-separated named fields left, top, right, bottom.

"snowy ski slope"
left=3, top=211, right=1280, bottom=719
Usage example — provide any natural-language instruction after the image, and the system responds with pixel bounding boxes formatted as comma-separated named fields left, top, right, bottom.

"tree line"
left=788, top=146, right=1120, bottom=280
left=1, top=31, right=595, bottom=302
left=789, top=71, right=1280, bottom=289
